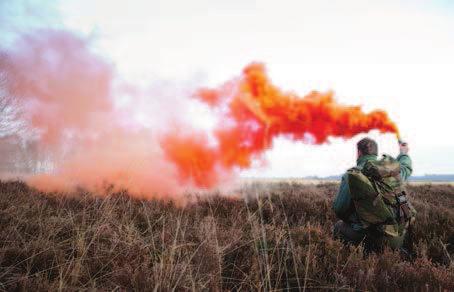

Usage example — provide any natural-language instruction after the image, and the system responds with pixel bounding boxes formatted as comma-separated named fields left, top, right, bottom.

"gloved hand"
left=399, top=141, right=409, bottom=155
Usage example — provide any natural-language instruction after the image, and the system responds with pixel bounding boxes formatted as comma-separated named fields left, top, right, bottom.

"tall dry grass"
left=0, top=181, right=453, bottom=291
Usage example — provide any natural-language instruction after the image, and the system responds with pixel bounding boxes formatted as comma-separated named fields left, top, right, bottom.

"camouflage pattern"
left=346, top=168, right=396, bottom=227
left=346, top=155, right=416, bottom=238
left=333, top=152, right=414, bottom=250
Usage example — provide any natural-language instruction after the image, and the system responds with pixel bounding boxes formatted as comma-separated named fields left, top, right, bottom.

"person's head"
left=357, top=137, right=378, bottom=158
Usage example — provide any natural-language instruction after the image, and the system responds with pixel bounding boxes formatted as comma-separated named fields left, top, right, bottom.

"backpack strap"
left=394, top=191, right=415, bottom=224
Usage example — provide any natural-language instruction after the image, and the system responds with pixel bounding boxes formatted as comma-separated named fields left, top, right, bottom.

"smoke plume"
left=0, top=31, right=398, bottom=199
left=0, top=29, right=184, bottom=199
left=163, top=63, right=398, bottom=188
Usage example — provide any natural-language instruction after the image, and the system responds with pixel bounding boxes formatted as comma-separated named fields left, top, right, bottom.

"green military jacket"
left=333, top=153, right=412, bottom=231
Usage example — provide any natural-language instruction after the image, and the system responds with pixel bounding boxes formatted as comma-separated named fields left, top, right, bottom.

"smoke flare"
left=0, top=30, right=399, bottom=198
left=162, top=63, right=399, bottom=188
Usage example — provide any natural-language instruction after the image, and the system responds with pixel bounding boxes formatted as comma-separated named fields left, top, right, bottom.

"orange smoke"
left=0, top=30, right=183, bottom=199
left=0, top=29, right=399, bottom=198
left=1, top=29, right=114, bottom=145
left=162, top=63, right=399, bottom=188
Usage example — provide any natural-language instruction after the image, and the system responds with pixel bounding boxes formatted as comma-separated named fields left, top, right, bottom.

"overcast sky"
left=2, top=0, right=453, bottom=176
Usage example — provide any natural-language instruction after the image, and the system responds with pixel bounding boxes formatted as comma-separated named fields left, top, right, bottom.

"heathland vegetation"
left=0, top=181, right=453, bottom=290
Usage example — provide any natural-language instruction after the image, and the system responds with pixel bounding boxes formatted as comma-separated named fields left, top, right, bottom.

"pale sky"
left=2, top=0, right=454, bottom=176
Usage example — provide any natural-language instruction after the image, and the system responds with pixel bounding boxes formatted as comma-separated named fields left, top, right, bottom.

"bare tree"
left=0, top=71, right=25, bottom=138
left=0, top=53, right=45, bottom=174
left=0, top=68, right=35, bottom=173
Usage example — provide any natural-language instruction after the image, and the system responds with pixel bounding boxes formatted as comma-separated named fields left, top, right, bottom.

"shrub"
left=0, top=181, right=453, bottom=290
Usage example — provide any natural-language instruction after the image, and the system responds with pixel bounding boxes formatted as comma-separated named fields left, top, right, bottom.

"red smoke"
left=1, top=30, right=399, bottom=198
left=1, top=29, right=114, bottom=144
left=162, top=63, right=399, bottom=188
left=0, top=30, right=183, bottom=199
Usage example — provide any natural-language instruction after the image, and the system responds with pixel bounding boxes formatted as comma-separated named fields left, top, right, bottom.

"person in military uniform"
left=332, top=137, right=413, bottom=252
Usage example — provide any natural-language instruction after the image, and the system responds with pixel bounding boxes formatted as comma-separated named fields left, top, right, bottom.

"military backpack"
left=346, top=155, right=416, bottom=237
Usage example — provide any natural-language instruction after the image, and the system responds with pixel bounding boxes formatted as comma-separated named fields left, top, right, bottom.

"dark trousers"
left=333, top=220, right=407, bottom=253
left=333, top=220, right=366, bottom=246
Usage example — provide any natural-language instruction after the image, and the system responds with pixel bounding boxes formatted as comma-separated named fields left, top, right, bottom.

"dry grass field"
left=0, top=180, right=453, bottom=291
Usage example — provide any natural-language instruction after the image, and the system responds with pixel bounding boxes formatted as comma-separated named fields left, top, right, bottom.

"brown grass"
left=0, top=180, right=453, bottom=291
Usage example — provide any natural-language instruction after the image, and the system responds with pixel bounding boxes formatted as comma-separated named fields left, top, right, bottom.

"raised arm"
left=397, top=141, right=412, bottom=181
